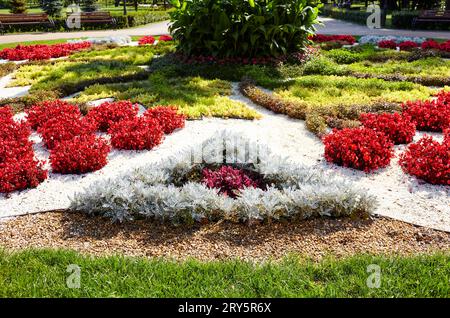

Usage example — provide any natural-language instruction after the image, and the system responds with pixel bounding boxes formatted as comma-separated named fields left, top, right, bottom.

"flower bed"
left=143, top=106, right=185, bottom=134
left=85, top=101, right=139, bottom=132
left=70, top=130, right=377, bottom=224
left=399, top=134, right=449, bottom=185
left=138, top=36, right=155, bottom=45
left=25, top=100, right=82, bottom=130
left=37, top=113, right=96, bottom=149
left=49, top=135, right=110, bottom=174
left=399, top=41, right=419, bottom=51
left=109, top=117, right=164, bottom=151
left=310, top=34, right=356, bottom=45
left=0, top=42, right=91, bottom=61
left=378, top=40, right=397, bottom=50
left=323, top=128, right=394, bottom=172
left=0, top=106, right=47, bottom=193
left=402, top=91, right=450, bottom=132
left=360, top=112, right=416, bottom=145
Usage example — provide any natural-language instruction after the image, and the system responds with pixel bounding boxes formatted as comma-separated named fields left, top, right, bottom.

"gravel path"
left=0, top=80, right=449, bottom=232
left=1, top=212, right=448, bottom=262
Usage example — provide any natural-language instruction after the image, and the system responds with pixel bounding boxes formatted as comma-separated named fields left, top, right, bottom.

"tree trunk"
left=123, top=0, right=127, bottom=15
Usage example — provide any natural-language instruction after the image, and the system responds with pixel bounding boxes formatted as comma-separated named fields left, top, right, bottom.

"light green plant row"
left=273, top=75, right=434, bottom=108
left=9, top=60, right=147, bottom=97
left=252, top=75, right=436, bottom=135
left=300, top=55, right=450, bottom=87
left=68, top=42, right=177, bottom=65
left=346, top=57, right=450, bottom=78
left=72, top=73, right=261, bottom=120
left=0, top=248, right=449, bottom=297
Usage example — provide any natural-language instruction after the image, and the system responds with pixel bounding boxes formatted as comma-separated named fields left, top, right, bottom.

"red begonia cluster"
left=0, top=42, right=91, bottom=61
left=398, top=41, right=418, bottom=51
left=108, top=117, right=163, bottom=150
left=85, top=100, right=139, bottom=132
left=309, top=34, right=356, bottom=45
left=323, top=128, right=394, bottom=172
left=399, top=135, right=449, bottom=185
left=402, top=91, right=450, bottom=132
left=0, top=106, right=47, bottom=193
left=158, top=35, right=173, bottom=42
left=360, top=112, right=416, bottom=144
left=378, top=40, right=397, bottom=49
left=138, top=36, right=156, bottom=45
left=143, top=106, right=185, bottom=134
left=26, top=100, right=81, bottom=130
left=37, top=112, right=96, bottom=149
left=49, top=134, right=110, bottom=174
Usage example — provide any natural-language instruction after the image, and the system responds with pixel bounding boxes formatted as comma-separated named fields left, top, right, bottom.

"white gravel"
left=0, top=83, right=449, bottom=232
left=0, top=74, right=30, bottom=99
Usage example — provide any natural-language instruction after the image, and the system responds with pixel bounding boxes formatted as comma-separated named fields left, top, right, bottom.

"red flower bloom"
left=398, top=41, right=418, bottom=51
left=108, top=117, right=163, bottom=150
left=158, top=35, right=173, bottom=42
left=309, top=34, right=356, bottom=45
left=38, top=113, right=96, bottom=149
left=439, top=40, right=450, bottom=53
left=378, top=40, right=397, bottom=49
left=402, top=91, right=450, bottom=132
left=399, top=135, right=449, bottom=185
left=360, top=112, right=416, bottom=144
left=50, top=134, right=110, bottom=174
left=143, top=106, right=185, bottom=134
left=323, top=128, right=394, bottom=172
left=138, top=36, right=156, bottom=45
left=0, top=42, right=90, bottom=61
left=421, top=39, right=440, bottom=50
left=26, top=100, right=81, bottom=130
left=85, top=100, right=139, bottom=132
left=0, top=107, right=47, bottom=193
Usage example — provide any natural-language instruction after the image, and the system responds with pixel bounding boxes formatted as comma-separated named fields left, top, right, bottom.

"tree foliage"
left=10, top=0, right=27, bottom=14
left=39, top=0, right=64, bottom=17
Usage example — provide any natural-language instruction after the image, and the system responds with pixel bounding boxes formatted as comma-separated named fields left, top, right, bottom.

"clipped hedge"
left=0, top=10, right=170, bottom=33
left=320, top=6, right=378, bottom=26
left=392, top=10, right=450, bottom=30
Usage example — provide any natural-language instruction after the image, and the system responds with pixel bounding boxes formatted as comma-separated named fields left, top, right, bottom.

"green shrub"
left=169, top=0, right=320, bottom=58
left=320, top=5, right=377, bottom=26
left=0, top=63, right=17, bottom=77
left=391, top=10, right=418, bottom=29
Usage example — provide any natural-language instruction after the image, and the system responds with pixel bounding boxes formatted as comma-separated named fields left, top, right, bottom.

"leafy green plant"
left=169, top=0, right=320, bottom=58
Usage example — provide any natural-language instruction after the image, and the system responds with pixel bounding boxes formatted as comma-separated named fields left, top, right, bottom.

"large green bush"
left=169, top=0, right=321, bottom=58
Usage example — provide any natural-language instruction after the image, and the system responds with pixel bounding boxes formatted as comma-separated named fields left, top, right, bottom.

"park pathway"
left=0, top=17, right=449, bottom=44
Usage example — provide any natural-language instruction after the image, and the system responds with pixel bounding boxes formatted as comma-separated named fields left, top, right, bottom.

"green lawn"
left=0, top=249, right=448, bottom=297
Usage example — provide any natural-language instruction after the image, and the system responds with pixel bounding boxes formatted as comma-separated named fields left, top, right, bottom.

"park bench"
left=76, top=11, right=117, bottom=29
left=0, top=13, right=55, bottom=35
left=412, top=10, right=450, bottom=29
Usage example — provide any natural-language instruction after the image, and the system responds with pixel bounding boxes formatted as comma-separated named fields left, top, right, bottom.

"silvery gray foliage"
left=70, top=129, right=377, bottom=224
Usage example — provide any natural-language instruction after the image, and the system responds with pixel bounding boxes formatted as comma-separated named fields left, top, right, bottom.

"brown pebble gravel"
left=0, top=211, right=449, bottom=262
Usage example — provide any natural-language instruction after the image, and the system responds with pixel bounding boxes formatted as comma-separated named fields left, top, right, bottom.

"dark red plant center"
left=202, top=166, right=261, bottom=198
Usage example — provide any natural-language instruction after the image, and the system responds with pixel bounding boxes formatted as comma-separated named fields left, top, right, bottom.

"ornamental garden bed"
left=0, top=32, right=449, bottom=234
